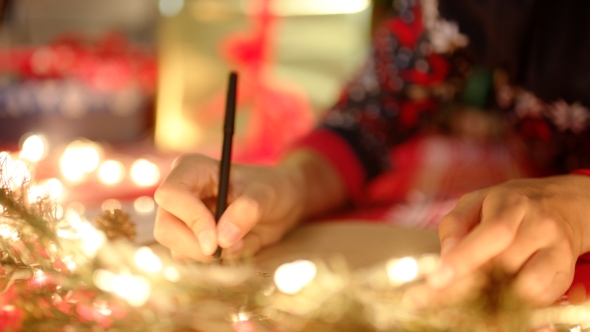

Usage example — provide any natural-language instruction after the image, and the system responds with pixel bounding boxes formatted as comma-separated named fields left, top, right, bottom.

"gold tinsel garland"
left=0, top=172, right=589, bottom=331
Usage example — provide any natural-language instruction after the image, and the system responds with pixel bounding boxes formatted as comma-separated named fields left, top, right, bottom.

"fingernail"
left=440, top=238, right=458, bottom=257
left=428, top=263, right=454, bottom=289
left=198, top=230, right=216, bottom=256
left=218, top=223, right=241, bottom=247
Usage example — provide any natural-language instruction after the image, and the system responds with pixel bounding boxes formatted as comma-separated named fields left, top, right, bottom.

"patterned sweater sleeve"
left=294, top=2, right=451, bottom=200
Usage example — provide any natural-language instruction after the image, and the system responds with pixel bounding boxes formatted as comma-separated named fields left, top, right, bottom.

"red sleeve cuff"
left=291, top=129, right=366, bottom=201
left=571, top=169, right=590, bottom=176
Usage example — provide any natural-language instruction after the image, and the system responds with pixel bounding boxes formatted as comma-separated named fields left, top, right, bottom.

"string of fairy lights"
left=4, top=133, right=160, bottom=219
left=2, top=136, right=590, bottom=331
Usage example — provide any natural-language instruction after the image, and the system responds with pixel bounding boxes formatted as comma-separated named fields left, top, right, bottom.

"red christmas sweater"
left=295, top=1, right=590, bottom=302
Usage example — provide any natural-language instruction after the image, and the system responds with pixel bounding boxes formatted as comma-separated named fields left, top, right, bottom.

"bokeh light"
left=94, top=269, right=116, bottom=292
left=386, top=257, right=418, bottom=284
left=159, top=0, right=184, bottom=17
left=134, top=247, right=162, bottom=273
left=66, top=202, right=85, bottom=217
left=19, top=134, right=47, bottom=162
left=98, top=160, right=125, bottom=185
left=0, top=224, right=19, bottom=241
left=163, top=266, right=180, bottom=282
left=45, top=178, right=64, bottom=201
left=134, top=196, right=155, bottom=215
left=112, top=274, right=151, bottom=307
left=274, top=260, right=317, bottom=295
left=130, top=159, right=160, bottom=187
left=102, top=199, right=121, bottom=212
left=10, top=160, right=31, bottom=188
left=60, top=140, right=102, bottom=182
left=78, top=223, right=106, bottom=257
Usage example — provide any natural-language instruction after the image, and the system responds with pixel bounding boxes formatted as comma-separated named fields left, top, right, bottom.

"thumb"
left=438, top=189, right=488, bottom=256
left=217, top=183, right=274, bottom=248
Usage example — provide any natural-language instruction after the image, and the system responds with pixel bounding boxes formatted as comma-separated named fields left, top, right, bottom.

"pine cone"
left=93, top=209, right=136, bottom=241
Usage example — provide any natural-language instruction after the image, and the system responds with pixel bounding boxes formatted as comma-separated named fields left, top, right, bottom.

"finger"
left=403, top=271, right=488, bottom=309
left=217, top=183, right=273, bottom=248
left=438, top=190, right=488, bottom=256
left=155, top=170, right=218, bottom=256
left=494, top=214, right=559, bottom=274
left=429, top=191, right=527, bottom=289
left=223, top=232, right=264, bottom=260
left=171, top=250, right=191, bottom=262
left=153, top=208, right=213, bottom=262
left=512, top=247, right=574, bottom=306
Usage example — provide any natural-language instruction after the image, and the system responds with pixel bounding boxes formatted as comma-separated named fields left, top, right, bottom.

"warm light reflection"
left=130, top=159, right=161, bottom=187
left=112, top=274, right=151, bottom=307
left=386, top=257, right=418, bottom=284
left=163, top=266, right=180, bottom=282
left=60, top=140, right=102, bottom=182
left=101, top=199, right=121, bottom=212
left=134, top=247, right=162, bottom=273
left=98, top=160, right=125, bottom=185
left=134, top=196, right=155, bottom=214
left=94, top=269, right=116, bottom=292
left=274, top=260, right=317, bottom=295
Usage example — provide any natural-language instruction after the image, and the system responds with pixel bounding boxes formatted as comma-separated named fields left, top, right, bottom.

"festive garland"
left=1, top=164, right=590, bottom=332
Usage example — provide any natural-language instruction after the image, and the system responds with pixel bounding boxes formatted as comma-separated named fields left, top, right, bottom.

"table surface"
left=254, top=222, right=440, bottom=272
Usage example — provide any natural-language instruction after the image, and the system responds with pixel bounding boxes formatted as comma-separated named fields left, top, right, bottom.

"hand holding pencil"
left=152, top=72, right=348, bottom=262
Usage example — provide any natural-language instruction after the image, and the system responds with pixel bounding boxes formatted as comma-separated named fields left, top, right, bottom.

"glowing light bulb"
left=386, top=257, right=419, bottom=284
left=163, top=266, right=180, bottom=282
left=112, top=274, right=151, bottom=307
left=98, top=160, right=125, bottom=185
left=274, top=260, right=317, bottom=295
left=19, top=134, right=47, bottom=162
left=134, top=247, right=162, bottom=273
left=134, top=196, right=155, bottom=214
left=130, top=159, right=160, bottom=187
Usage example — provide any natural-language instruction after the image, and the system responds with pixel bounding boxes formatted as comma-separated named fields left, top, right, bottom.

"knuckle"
left=489, top=221, right=516, bottom=241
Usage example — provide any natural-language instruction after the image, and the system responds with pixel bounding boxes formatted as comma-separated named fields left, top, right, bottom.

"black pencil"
left=213, top=71, right=238, bottom=260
